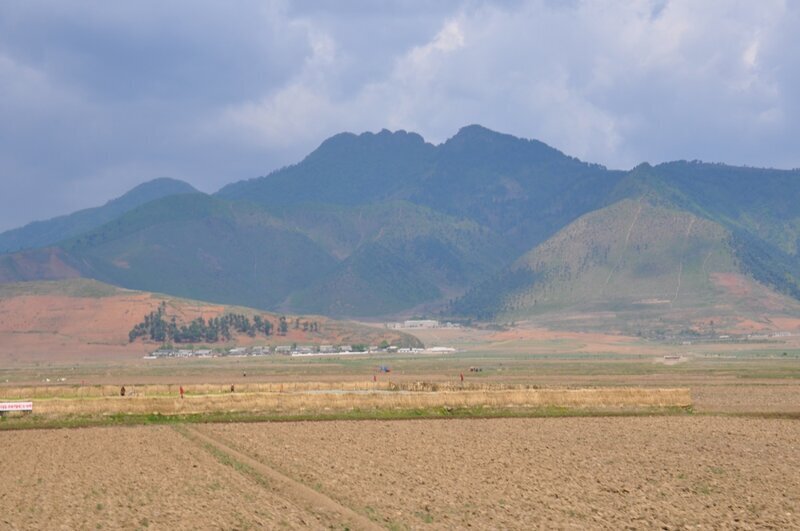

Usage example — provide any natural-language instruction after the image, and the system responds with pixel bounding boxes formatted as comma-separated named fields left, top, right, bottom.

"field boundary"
left=0, top=403, right=694, bottom=431
left=0, top=385, right=693, bottom=430
left=0, top=386, right=693, bottom=417
left=178, top=425, right=382, bottom=530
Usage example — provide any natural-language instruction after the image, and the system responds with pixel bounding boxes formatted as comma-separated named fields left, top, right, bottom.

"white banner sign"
left=0, top=401, right=33, bottom=411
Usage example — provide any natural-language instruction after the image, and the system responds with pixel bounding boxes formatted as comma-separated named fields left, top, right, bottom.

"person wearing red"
left=179, top=385, right=184, bottom=399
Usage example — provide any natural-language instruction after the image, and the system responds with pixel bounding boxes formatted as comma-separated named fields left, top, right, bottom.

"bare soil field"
left=201, top=417, right=800, bottom=529
left=2, top=417, right=797, bottom=530
left=0, top=426, right=340, bottom=530
left=691, top=383, right=800, bottom=414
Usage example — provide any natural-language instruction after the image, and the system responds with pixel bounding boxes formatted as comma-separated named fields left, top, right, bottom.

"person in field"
left=120, top=386, right=126, bottom=397
left=179, top=385, right=184, bottom=399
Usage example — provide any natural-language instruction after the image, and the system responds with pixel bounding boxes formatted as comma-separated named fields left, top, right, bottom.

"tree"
left=129, top=309, right=279, bottom=343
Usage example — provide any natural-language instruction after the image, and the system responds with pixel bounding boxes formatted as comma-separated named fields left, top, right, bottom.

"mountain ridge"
left=2, top=125, right=800, bottom=328
left=0, top=177, right=198, bottom=253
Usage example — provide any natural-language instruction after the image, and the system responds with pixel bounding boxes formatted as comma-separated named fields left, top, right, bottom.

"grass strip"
left=173, top=425, right=273, bottom=490
left=0, top=404, right=693, bottom=431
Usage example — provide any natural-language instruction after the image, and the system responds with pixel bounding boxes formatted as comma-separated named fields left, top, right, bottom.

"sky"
left=1, top=0, right=799, bottom=231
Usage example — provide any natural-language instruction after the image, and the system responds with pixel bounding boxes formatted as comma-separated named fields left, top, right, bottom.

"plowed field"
left=0, top=426, right=336, bottom=530
left=202, top=417, right=800, bottom=529
left=3, top=417, right=796, bottom=530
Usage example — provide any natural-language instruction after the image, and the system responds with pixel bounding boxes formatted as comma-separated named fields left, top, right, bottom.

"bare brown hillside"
left=0, top=279, right=416, bottom=364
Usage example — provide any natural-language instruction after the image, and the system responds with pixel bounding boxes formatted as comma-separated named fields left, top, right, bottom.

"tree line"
left=128, top=302, right=320, bottom=343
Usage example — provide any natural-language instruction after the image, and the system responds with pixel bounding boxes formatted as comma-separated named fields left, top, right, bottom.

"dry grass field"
left=0, top=383, right=690, bottom=419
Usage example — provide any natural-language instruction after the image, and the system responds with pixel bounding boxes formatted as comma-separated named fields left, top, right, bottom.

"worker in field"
left=120, top=386, right=126, bottom=397
left=460, top=372, right=464, bottom=383
left=179, top=385, right=184, bottom=399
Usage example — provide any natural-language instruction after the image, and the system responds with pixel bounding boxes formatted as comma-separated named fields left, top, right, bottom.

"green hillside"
left=609, top=162, right=800, bottom=299
left=0, top=178, right=198, bottom=253
left=287, top=242, right=442, bottom=316
left=407, top=125, right=623, bottom=249
left=512, top=200, right=736, bottom=311
left=60, top=194, right=338, bottom=310
left=0, top=195, right=513, bottom=317
left=3, top=125, right=800, bottom=324
left=453, top=198, right=800, bottom=333
left=274, top=200, right=513, bottom=287
left=218, top=129, right=436, bottom=206
left=219, top=125, right=623, bottom=252
left=454, top=200, right=736, bottom=317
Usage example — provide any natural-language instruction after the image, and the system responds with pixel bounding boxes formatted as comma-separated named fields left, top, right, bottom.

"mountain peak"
left=0, top=177, right=199, bottom=253
left=448, top=124, right=512, bottom=144
left=315, top=128, right=428, bottom=153
left=111, top=178, right=197, bottom=207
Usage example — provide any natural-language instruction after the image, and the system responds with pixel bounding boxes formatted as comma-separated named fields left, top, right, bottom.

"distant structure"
left=144, top=341, right=456, bottom=359
left=385, top=320, right=461, bottom=330
left=404, top=319, right=439, bottom=328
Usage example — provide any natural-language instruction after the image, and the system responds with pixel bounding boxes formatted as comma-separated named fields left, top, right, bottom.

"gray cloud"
left=0, top=0, right=798, bottom=231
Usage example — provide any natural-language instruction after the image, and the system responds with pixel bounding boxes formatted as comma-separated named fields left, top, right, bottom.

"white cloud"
left=1, top=0, right=799, bottom=230
left=212, top=0, right=798, bottom=170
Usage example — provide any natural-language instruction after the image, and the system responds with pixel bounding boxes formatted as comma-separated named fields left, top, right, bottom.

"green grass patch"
left=175, top=425, right=272, bottom=490
left=0, top=403, right=693, bottom=431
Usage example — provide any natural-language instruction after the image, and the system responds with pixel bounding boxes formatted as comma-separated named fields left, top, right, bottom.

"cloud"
left=218, top=0, right=799, bottom=171
left=0, top=0, right=798, bottom=231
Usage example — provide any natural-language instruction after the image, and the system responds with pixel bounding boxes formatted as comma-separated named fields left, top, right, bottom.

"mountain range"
left=2, top=125, right=800, bottom=334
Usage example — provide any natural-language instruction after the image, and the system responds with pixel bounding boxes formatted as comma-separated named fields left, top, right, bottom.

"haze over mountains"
left=3, top=125, right=800, bottom=332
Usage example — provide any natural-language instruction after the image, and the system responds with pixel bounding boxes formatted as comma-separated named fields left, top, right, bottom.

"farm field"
left=2, top=329, right=800, bottom=418
left=201, top=417, right=800, bottom=529
left=1, top=417, right=798, bottom=530
left=0, top=425, right=343, bottom=530
left=2, top=324, right=800, bottom=529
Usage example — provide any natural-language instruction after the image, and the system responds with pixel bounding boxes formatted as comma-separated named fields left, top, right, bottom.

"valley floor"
left=1, top=416, right=798, bottom=530
left=2, top=325, right=800, bottom=529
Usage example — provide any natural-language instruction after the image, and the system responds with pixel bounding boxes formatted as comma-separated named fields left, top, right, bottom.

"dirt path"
left=181, top=425, right=382, bottom=531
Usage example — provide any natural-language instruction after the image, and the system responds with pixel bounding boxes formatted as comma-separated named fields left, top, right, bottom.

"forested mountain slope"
left=2, top=126, right=800, bottom=326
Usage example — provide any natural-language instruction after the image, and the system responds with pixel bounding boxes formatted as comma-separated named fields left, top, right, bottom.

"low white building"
left=403, top=319, right=439, bottom=328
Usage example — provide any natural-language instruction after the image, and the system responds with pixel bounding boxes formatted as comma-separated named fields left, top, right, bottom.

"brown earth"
left=0, top=426, right=333, bottom=530
left=0, top=247, right=81, bottom=284
left=202, top=417, right=800, bottom=529
left=3, top=417, right=798, bottom=530
left=0, top=290, right=227, bottom=362
left=0, top=281, right=413, bottom=364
